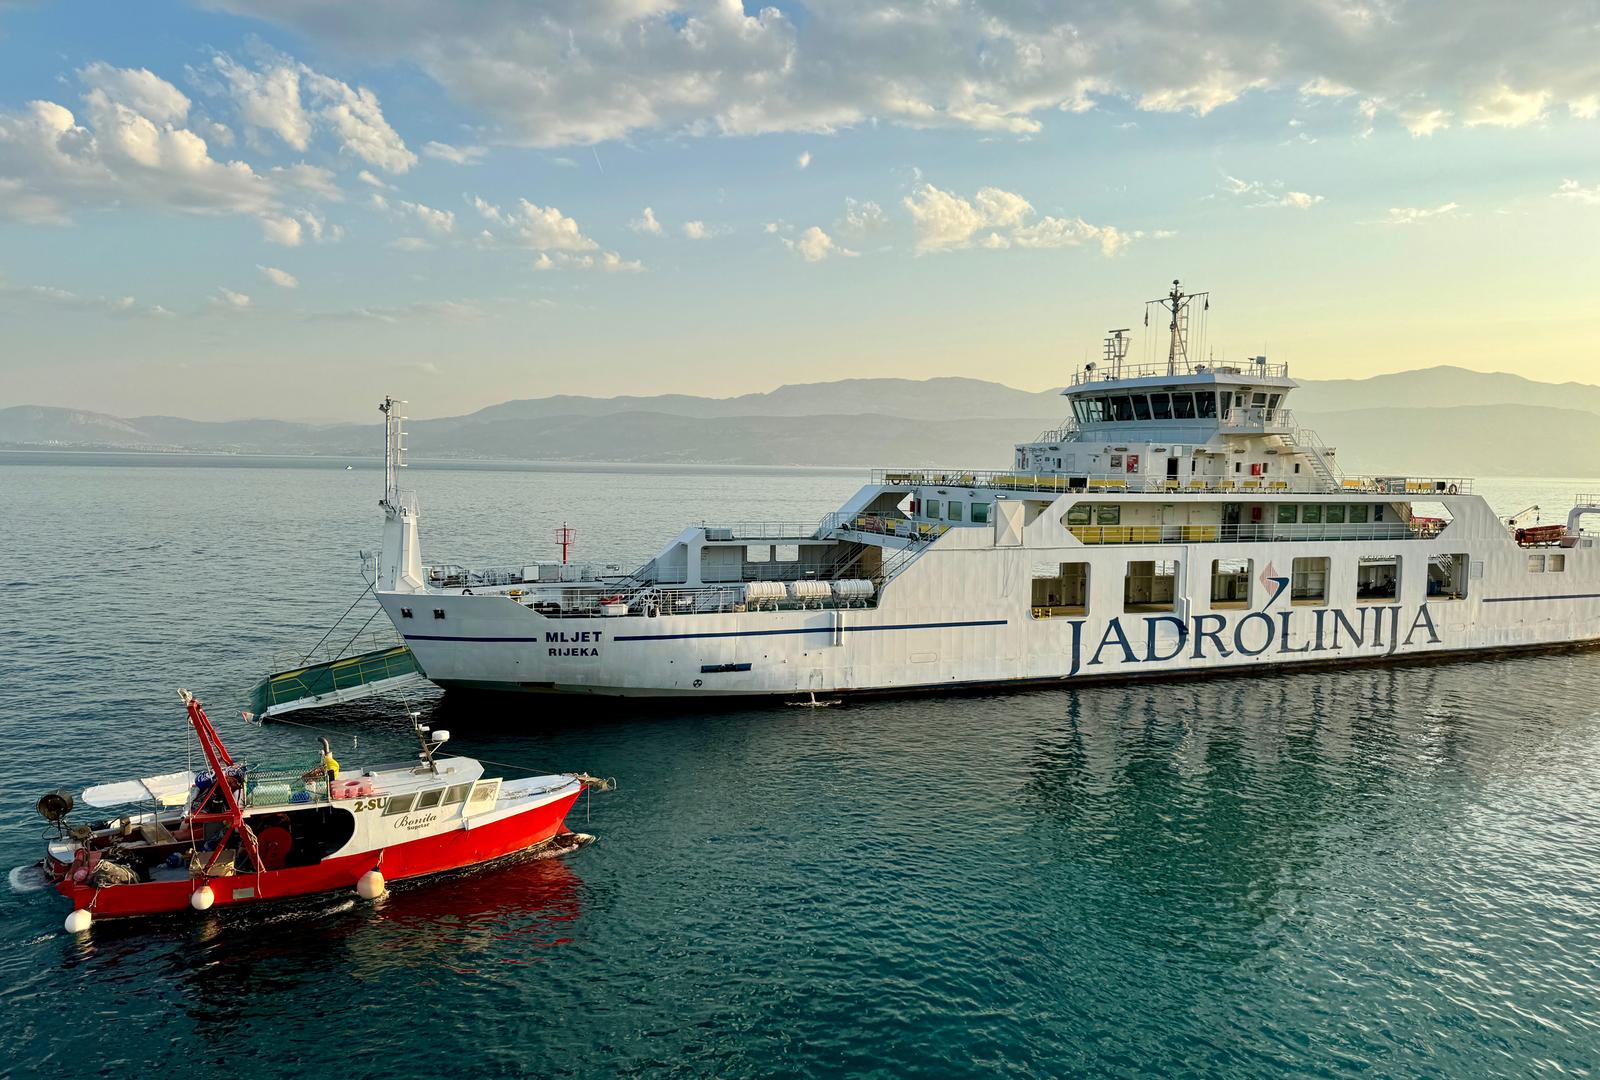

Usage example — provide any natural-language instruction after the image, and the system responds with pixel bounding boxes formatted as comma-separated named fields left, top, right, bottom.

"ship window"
left=1235, top=392, right=1246, bottom=407
left=947, top=502, right=964, bottom=522
left=971, top=502, right=990, bottom=524
left=1173, top=393, right=1196, bottom=419
left=443, top=783, right=472, bottom=804
left=747, top=545, right=770, bottom=562
left=1429, top=553, right=1469, bottom=599
left=1374, top=505, right=1386, bottom=521
left=1210, top=558, right=1252, bottom=609
left=1031, top=562, right=1089, bottom=619
left=414, top=787, right=445, bottom=810
left=1291, top=557, right=1328, bottom=603
left=1301, top=504, right=1322, bottom=524
left=1551, top=553, right=1566, bottom=572
left=1066, top=503, right=1093, bottom=526
left=1220, top=393, right=1231, bottom=419
left=1197, top=393, right=1217, bottom=419
left=1234, top=461, right=1242, bottom=474
left=432, top=609, right=446, bottom=620
left=1095, top=505, right=1122, bottom=526
left=1357, top=557, right=1400, bottom=599
left=1348, top=504, right=1370, bottom=524
left=1277, top=504, right=1298, bottom=524
left=1131, top=395, right=1152, bottom=421
left=1326, top=505, right=1346, bottom=524
left=1528, top=554, right=1546, bottom=573
left=383, top=793, right=418, bottom=816
left=1267, top=393, right=1281, bottom=411
left=1293, top=463, right=1302, bottom=474
left=1125, top=560, right=1179, bottom=613
left=925, top=499, right=941, bottom=519
left=1095, top=397, right=1113, bottom=421
left=1252, top=393, right=1268, bottom=407
left=775, top=544, right=799, bottom=562
left=1150, top=393, right=1173, bottom=420
left=1113, top=396, right=1135, bottom=422
left=400, top=608, right=413, bottom=619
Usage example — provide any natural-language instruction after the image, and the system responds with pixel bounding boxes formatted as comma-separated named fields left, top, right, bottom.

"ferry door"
left=1221, top=503, right=1241, bottom=542
left=1166, top=457, right=1180, bottom=480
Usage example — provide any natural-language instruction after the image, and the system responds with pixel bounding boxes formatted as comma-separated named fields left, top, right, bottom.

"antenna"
left=1104, top=329, right=1131, bottom=379
left=378, top=396, right=409, bottom=510
left=554, top=522, right=576, bottom=564
left=1147, top=279, right=1209, bottom=376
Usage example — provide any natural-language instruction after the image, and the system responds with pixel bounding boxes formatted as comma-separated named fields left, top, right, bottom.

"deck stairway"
left=248, top=632, right=426, bottom=720
left=1285, top=424, right=1342, bottom=489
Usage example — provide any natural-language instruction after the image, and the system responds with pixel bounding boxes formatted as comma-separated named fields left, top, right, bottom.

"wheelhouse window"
left=971, top=502, right=990, bottom=524
left=1131, top=395, right=1152, bottom=421
left=414, top=787, right=446, bottom=811
left=1210, top=558, right=1252, bottom=610
left=1150, top=393, right=1173, bottom=420
left=1032, top=562, right=1089, bottom=619
left=1125, top=559, right=1180, bottom=613
left=383, top=793, right=418, bottom=816
left=1196, top=393, right=1218, bottom=419
left=1291, top=557, right=1328, bottom=603
left=1428, top=553, right=1469, bottom=599
left=1113, top=396, right=1135, bottom=422
left=1173, top=393, right=1197, bottom=419
left=1357, top=556, right=1400, bottom=600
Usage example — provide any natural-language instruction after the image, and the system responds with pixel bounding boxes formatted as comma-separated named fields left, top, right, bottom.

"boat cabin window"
left=1196, top=393, right=1217, bottom=419
left=1211, top=558, right=1252, bottom=609
left=1348, top=504, right=1370, bottom=524
left=1125, top=559, right=1179, bottom=613
left=947, top=502, right=963, bottom=522
left=384, top=793, right=418, bottom=815
left=1429, top=553, right=1469, bottom=599
left=1219, top=393, right=1231, bottom=419
left=1131, top=395, right=1152, bottom=421
left=971, top=502, right=990, bottom=524
left=444, top=783, right=473, bottom=804
left=1032, top=561, right=1088, bottom=619
left=1301, top=504, right=1322, bottom=524
left=1551, top=554, right=1567, bottom=572
left=1326, top=505, right=1346, bottom=524
left=1066, top=503, right=1092, bottom=526
left=1096, top=505, right=1121, bottom=526
left=1291, top=557, right=1328, bottom=603
left=1528, top=554, right=1546, bottom=573
left=1150, top=393, right=1173, bottom=420
left=1173, top=393, right=1196, bottom=419
left=925, top=499, right=941, bottom=519
left=1277, top=505, right=1297, bottom=525
left=1113, top=396, right=1135, bottom=422
left=1252, top=392, right=1268, bottom=407
left=775, top=544, right=799, bottom=562
left=414, top=787, right=446, bottom=811
left=1357, top=556, right=1400, bottom=600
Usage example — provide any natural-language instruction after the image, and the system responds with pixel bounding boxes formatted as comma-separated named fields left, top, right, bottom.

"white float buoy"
left=191, top=884, right=215, bottom=911
left=356, top=869, right=386, bottom=900
left=64, top=908, right=92, bottom=934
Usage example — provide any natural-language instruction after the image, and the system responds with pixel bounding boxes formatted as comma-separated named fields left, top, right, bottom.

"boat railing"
left=1575, top=493, right=1600, bottom=507
left=523, top=580, right=880, bottom=618
left=700, top=520, right=836, bottom=541
left=1068, top=360, right=1290, bottom=385
left=1025, top=421, right=1079, bottom=445
left=270, top=628, right=406, bottom=674
left=1218, top=406, right=1294, bottom=433
left=1066, top=520, right=1445, bottom=546
left=873, top=468, right=1474, bottom=497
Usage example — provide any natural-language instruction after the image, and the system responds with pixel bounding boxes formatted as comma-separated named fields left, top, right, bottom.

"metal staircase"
left=1285, top=424, right=1342, bottom=489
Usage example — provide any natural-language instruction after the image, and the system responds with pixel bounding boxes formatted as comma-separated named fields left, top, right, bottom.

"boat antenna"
left=411, top=712, right=450, bottom=774
left=1148, top=279, right=1208, bottom=376
left=1104, top=329, right=1131, bottom=379
left=378, top=396, right=408, bottom=512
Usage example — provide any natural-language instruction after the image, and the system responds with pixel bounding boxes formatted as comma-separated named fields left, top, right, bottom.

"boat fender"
left=356, top=869, right=386, bottom=900
left=64, top=908, right=92, bottom=934
left=646, top=603, right=659, bottom=618
left=191, top=884, right=215, bottom=911
left=462, top=588, right=473, bottom=595
left=1447, top=484, right=1459, bottom=495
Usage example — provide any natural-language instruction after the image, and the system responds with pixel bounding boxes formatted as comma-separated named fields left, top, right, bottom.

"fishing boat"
left=41, top=690, right=602, bottom=932
left=372, top=281, right=1600, bottom=699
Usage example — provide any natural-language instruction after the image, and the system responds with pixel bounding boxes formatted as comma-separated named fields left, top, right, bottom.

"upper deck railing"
left=1068, top=360, right=1291, bottom=386
left=873, top=469, right=1473, bottom=497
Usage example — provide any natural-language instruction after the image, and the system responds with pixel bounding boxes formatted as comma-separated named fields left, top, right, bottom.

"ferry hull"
left=57, top=789, right=581, bottom=920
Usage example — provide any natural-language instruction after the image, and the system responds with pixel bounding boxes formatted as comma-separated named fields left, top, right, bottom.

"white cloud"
left=423, top=140, right=486, bottom=165
left=682, top=220, right=708, bottom=240
left=0, top=282, right=173, bottom=318
left=1378, top=202, right=1461, bottom=225
left=300, top=69, right=416, bottom=173
left=1221, top=175, right=1324, bottom=208
left=796, top=150, right=811, bottom=169
left=1398, top=106, right=1452, bottom=137
left=397, top=199, right=455, bottom=235
left=213, top=287, right=251, bottom=309
left=631, top=206, right=663, bottom=235
left=841, top=197, right=887, bottom=234
left=204, top=2, right=1600, bottom=146
left=1465, top=84, right=1550, bottom=128
left=80, top=62, right=191, bottom=125
left=260, top=207, right=341, bottom=246
left=786, top=225, right=853, bottom=262
left=902, top=182, right=1140, bottom=255
left=1554, top=179, right=1600, bottom=205
left=212, top=54, right=311, bottom=150
left=505, top=199, right=598, bottom=251
left=390, top=236, right=432, bottom=251
left=258, top=264, right=298, bottom=288
left=357, top=169, right=390, bottom=189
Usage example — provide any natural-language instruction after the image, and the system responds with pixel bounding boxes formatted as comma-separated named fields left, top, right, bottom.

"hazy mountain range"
left=4, top=366, right=1598, bottom=477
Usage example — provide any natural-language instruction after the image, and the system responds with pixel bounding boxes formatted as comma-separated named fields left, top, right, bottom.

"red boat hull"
left=57, top=789, right=582, bottom=920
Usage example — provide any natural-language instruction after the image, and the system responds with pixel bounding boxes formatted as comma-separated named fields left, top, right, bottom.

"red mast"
left=554, top=522, right=576, bottom=565
left=180, top=689, right=259, bottom=875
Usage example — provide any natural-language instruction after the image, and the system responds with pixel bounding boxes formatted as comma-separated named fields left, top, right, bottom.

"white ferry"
left=375, top=282, right=1600, bottom=699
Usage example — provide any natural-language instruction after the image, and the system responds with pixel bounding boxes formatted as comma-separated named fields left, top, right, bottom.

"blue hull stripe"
left=1483, top=593, right=1600, bottom=604
left=403, top=618, right=1007, bottom=645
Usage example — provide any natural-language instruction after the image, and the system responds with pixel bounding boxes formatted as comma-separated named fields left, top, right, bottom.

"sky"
left=1, top=0, right=1597, bottom=422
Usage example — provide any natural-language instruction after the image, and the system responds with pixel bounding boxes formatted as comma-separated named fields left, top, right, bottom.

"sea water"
left=1, top=454, right=1598, bottom=1078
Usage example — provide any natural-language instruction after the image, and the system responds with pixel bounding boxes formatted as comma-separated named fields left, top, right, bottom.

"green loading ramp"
left=248, top=644, right=425, bottom=719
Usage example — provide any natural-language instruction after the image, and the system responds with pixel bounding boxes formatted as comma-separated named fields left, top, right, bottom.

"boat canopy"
left=82, top=770, right=196, bottom=809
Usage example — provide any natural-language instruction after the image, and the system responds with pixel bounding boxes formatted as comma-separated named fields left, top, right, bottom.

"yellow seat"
left=1242, top=480, right=1262, bottom=490
left=1189, top=480, right=1207, bottom=490
left=1220, top=480, right=1236, bottom=491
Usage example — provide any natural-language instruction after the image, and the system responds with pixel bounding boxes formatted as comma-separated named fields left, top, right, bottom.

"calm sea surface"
left=2, top=454, right=1599, bottom=1078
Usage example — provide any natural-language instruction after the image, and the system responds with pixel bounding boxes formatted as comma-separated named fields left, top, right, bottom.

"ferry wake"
left=374, top=281, right=1600, bottom=699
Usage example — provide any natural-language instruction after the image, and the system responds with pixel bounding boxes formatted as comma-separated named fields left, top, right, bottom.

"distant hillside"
left=4, top=367, right=1599, bottom=475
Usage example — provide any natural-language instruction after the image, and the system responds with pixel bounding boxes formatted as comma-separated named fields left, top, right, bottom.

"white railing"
left=1066, top=520, right=1444, bottom=546
left=701, top=520, right=835, bottom=541
left=1068, top=360, right=1290, bottom=385
left=872, top=469, right=1473, bottom=497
